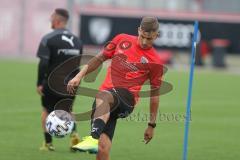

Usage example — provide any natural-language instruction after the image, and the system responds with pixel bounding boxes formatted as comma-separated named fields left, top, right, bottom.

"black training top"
left=37, top=28, right=82, bottom=88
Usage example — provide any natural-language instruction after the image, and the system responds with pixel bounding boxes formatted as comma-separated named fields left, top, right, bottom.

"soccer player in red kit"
left=67, top=16, right=163, bottom=160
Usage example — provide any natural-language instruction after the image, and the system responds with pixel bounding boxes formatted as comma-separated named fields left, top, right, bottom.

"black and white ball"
left=46, top=110, right=74, bottom=138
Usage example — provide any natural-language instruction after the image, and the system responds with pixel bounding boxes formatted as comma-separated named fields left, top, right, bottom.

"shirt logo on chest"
left=62, top=35, right=74, bottom=47
left=140, top=56, right=149, bottom=64
left=119, top=41, right=132, bottom=50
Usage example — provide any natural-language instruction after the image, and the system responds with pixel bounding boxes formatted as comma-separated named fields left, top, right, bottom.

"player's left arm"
left=144, top=61, right=162, bottom=144
left=149, top=86, right=160, bottom=124
left=36, top=37, right=50, bottom=96
left=37, top=58, right=49, bottom=96
left=144, top=86, right=160, bottom=144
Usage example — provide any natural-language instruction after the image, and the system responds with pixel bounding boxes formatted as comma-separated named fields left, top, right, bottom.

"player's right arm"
left=67, top=34, right=123, bottom=94
left=67, top=53, right=107, bottom=94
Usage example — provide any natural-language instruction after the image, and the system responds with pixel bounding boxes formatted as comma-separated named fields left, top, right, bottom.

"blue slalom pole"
left=182, top=21, right=199, bottom=160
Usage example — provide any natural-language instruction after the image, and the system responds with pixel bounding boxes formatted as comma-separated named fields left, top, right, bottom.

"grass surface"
left=0, top=59, right=239, bottom=160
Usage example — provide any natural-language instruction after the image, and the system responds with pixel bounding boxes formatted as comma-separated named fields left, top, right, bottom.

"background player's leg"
left=96, top=133, right=112, bottom=160
left=41, top=108, right=52, bottom=143
left=41, top=108, right=48, bottom=132
left=52, top=97, right=80, bottom=150
left=67, top=98, right=81, bottom=150
left=91, top=91, right=114, bottom=139
left=40, top=108, right=54, bottom=151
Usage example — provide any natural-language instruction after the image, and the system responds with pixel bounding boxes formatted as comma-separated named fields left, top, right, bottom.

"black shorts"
left=41, top=85, right=75, bottom=113
left=91, top=88, right=135, bottom=141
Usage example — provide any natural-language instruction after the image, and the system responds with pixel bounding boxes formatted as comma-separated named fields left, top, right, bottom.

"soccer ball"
left=46, top=110, right=74, bottom=138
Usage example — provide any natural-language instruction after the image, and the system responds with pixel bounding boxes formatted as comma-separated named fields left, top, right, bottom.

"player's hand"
left=37, top=85, right=44, bottom=96
left=143, top=126, right=154, bottom=144
left=67, top=77, right=81, bottom=95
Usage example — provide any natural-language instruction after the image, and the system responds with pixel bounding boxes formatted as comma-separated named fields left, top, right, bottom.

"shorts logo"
left=119, top=41, right=132, bottom=50
left=140, top=56, right=149, bottom=64
left=91, top=127, right=99, bottom=133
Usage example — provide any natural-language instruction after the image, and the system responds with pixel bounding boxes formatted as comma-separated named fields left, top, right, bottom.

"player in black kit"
left=36, top=8, right=82, bottom=151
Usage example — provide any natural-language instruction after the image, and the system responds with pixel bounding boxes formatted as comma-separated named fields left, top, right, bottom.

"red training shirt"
left=99, top=34, right=163, bottom=105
